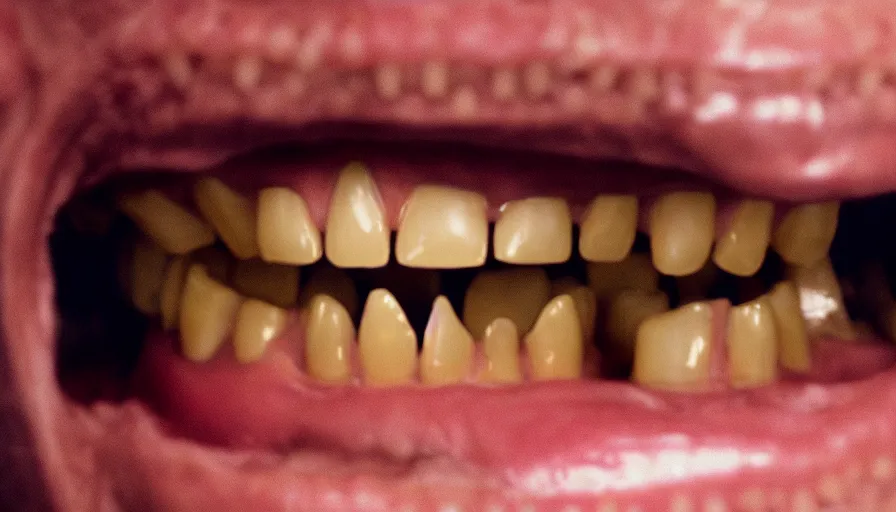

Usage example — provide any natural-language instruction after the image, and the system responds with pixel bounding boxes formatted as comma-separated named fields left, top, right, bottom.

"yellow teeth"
left=305, top=294, right=355, bottom=383
left=480, top=318, right=523, bottom=383
left=524, top=295, right=584, bottom=380
left=358, top=289, right=418, bottom=386
left=129, top=238, right=169, bottom=315
left=765, top=281, right=811, bottom=373
left=632, top=302, right=713, bottom=391
left=463, top=267, right=551, bottom=340
left=179, top=264, right=242, bottom=362
left=395, top=185, right=488, bottom=268
left=231, top=259, right=299, bottom=308
left=118, top=190, right=215, bottom=254
left=160, top=256, right=188, bottom=330
left=727, top=298, right=778, bottom=389
left=421, top=296, right=475, bottom=385
left=551, top=278, right=597, bottom=342
left=194, top=177, right=259, bottom=259
left=578, top=195, right=638, bottom=262
left=299, top=265, right=359, bottom=319
left=649, top=192, right=716, bottom=276
left=605, top=289, right=670, bottom=366
left=493, top=197, right=572, bottom=264
left=786, top=258, right=857, bottom=341
left=233, top=299, right=287, bottom=363
left=713, top=200, right=774, bottom=277
left=586, top=253, right=659, bottom=298
left=325, top=162, right=390, bottom=268
left=256, top=187, right=323, bottom=266
left=772, top=202, right=839, bottom=267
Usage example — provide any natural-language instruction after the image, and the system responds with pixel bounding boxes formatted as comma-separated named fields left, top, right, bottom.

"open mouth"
left=11, top=2, right=896, bottom=511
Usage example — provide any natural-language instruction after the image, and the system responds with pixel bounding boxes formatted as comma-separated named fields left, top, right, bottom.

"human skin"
left=5, top=1, right=896, bottom=510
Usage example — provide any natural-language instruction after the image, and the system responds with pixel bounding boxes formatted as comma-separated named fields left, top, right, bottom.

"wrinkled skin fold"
left=7, top=0, right=896, bottom=510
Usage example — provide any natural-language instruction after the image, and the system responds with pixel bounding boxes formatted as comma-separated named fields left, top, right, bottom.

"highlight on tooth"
left=305, top=294, right=355, bottom=384
left=358, top=289, right=418, bottom=386
left=494, top=197, right=572, bottom=265
left=233, top=299, right=287, bottom=364
left=325, top=162, right=390, bottom=268
left=421, top=296, right=475, bottom=385
left=179, top=264, right=242, bottom=363
left=257, top=186, right=323, bottom=266
left=579, top=195, right=638, bottom=263
left=524, top=294, right=584, bottom=380
left=632, top=302, right=713, bottom=391
left=480, top=318, right=523, bottom=383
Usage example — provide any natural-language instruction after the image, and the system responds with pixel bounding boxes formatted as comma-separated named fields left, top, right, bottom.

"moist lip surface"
left=11, top=1, right=896, bottom=511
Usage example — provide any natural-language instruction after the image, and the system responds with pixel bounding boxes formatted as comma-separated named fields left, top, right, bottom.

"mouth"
left=13, top=1, right=896, bottom=511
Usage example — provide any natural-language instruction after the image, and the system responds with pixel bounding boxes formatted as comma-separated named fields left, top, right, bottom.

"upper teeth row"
left=118, top=162, right=840, bottom=278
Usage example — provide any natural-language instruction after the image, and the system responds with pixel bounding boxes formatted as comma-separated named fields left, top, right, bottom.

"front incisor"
left=179, top=264, right=242, bottom=362
left=233, top=299, right=287, bottom=363
left=305, top=294, right=355, bottom=383
left=481, top=318, right=522, bottom=383
left=524, top=295, right=584, bottom=380
left=578, top=195, right=638, bottom=262
left=257, top=187, right=323, bottom=265
left=713, top=200, right=774, bottom=277
left=358, top=289, right=418, bottom=386
left=421, top=297, right=475, bottom=385
left=118, top=190, right=215, bottom=255
left=463, top=267, right=551, bottom=339
left=194, top=177, right=259, bottom=259
left=766, top=281, right=811, bottom=373
left=493, top=197, right=572, bottom=264
left=325, top=162, right=390, bottom=268
left=727, top=298, right=778, bottom=388
left=649, top=192, right=716, bottom=276
left=772, top=202, right=839, bottom=267
left=632, top=302, right=713, bottom=390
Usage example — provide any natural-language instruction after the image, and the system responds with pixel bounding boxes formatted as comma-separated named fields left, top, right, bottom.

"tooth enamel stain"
left=494, top=197, right=572, bottom=265
left=118, top=190, right=215, bottom=254
left=257, top=186, right=323, bottom=266
left=305, top=294, right=354, bottom=383
left=194, top=177, right=259, bottom=260
left=233, top=299, right=287, bottom=363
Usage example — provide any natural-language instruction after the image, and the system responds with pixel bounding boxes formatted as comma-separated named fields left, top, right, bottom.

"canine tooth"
left=787, top=258, right=857, bottom=340
left=422, top=61, right=449, bottom=99
left=192, top=246, right=233, bottom=283
left=395, top=185, right=488, bottom=268
left=713, top=200, right=774, bottom=276
left=234, top=55, right=262, bottom=92
left=179, top=264, right=242, bottom=362
left=524, top=61, right=550, bottom=99
left=325, top=162, right=389, bottom=269
left=164, top=52, right=193, bottom=89
left=463, top=267, right=551, bottom=339
left=650, top=192, right=716, bottom=276
left=118, top=190, right=215, bottom=254
left=299, top=265, right=359, bottom=319
left=772, top=202, right=839, bottom=267
left=358, top=289, right=418, bottom=386
left=305, top=294, right=354, bottom=383
left=231, top=259, right=299, bottom=308
left=194, top=178, right=258, bottom=259
left=605, top=290, right=670, bottom=366
left=130, top=238, right=169, bottom=315
left=492, top=67, right=517, bottom=101
left=727, top=298, right=778, bottom=388
left=766, top=281, right=811, bottom=373
left=586, top=253, right=659, bottom=298
left=494, top=197, right=572, bottom=264
left=632, top=302, right=713, bottom=390
left=551, top=278, right=597, bottom=342
left=257, top=186, right=322, bottom=266
left=579, top=195, right=638, bottom=262
left=233, top=299, right=287, bottom=363
left=481, top=318, right=522, bottom=383
left=375, top=65, right=402, bottom=100
left=160, top=256, right=188, bottom=330
left=421, top=297, right=475, bottom=385
left=524, top=295, right=584, bottom=380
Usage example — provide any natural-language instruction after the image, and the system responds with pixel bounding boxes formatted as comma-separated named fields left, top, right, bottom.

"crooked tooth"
left=713, top=200, right=774, bottom=276
left=649, top=192, right=716, bottom=276
left=194, top=178, right=259, bottom=259
left=494, top=197, right=572, bottom=265
left=118, top=190, right=215, bottom=254
left=480, top=318, right=523, bottom=383
left=130, top=238, right=169, bottom=315
left=524, top=295, right=584, bottom=380
left=179, top=264, right=242, bottom=362
left=632, top=302, right=713, bottom=391
left=605, top=289, right=670, bottom=367
left=233, top=299, right=287, bottom=363
left=766, top=281, right=811, bottom=373
left=421, top=296, right=475, bottom=385
left=299, top=265, right=359, bottom=319
left=395, top=185, right=488, bottom=269
left=579, top=195, right=638, bottom=262
left=305, top=294, right=355, bottom=383
left=772, top=202, right=839, bottom=267
left=727, top=298, right=779, bottom=388
left=551, top=278, right=597, bottom=342
left=463, top=267, right=551, bottom=340
left=358, top=289, right=418, bottom=386
left=257, top=187, right=322, bottom=265
left=160, top=256, right=188, bottom=330
left=231, top=259, right=299, bottom=308
left=586, top=253, right=659, bottom=298
left=787, top=258, right=857, bottom=341
left=325, top=162, right=390, bottom=268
